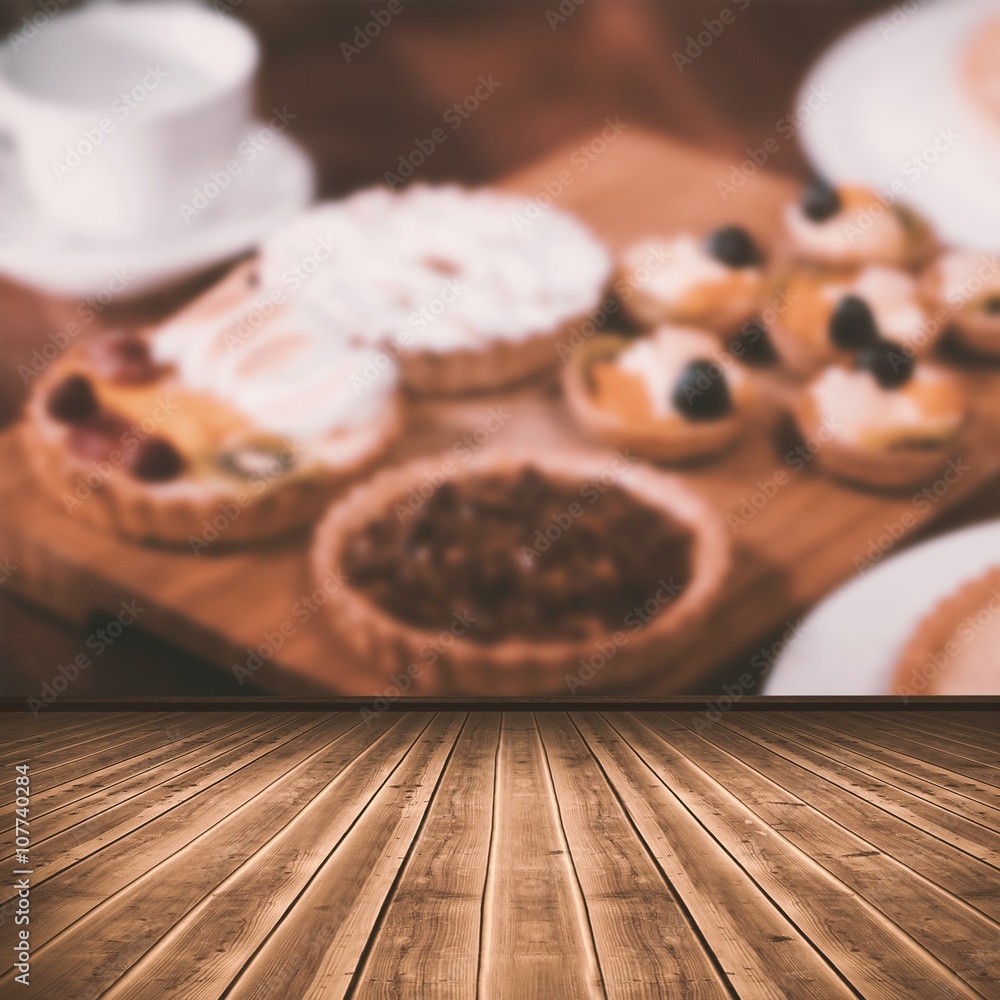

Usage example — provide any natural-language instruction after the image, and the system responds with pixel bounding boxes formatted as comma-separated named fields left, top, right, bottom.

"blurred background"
left=1, top=0, right=998, bottom=699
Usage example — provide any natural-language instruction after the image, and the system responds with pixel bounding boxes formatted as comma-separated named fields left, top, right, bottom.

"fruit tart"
left=617, top=226, right=765, bottom=332
left=793, top=340, right=969, bottom=489
left=311, top=449, right=730, bottom=694
left=766, top=264, right=939, bottom=375
left=563, top=325, right=754, bottom=462
left=783, top=178, right=936, bottom=269
left=920, top=250, right=1000, bottom=356
left=892, top=566, right=1000, bottom=696
left=258, top=184, right=612, bottom=396
left=24, top=263, right=402, bottom=546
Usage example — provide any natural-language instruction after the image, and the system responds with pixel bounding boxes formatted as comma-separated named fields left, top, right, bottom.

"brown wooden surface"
left=1, top=709, right=997, bottom=998
left=3, top=130, right=1000, bottom=697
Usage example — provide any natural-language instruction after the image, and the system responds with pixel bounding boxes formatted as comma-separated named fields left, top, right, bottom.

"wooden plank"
left=653, top=713, right=1000, bottom=959
left=850, top=711, right=1000, bottom=760
left=350, top=712, right=502, bottom=1000
left=0, top=712, right=352, bottom=958
left=476, top=712, right=605, bottom=1000
left=535, top=712, right=732, bottom=999
left=572, top=711, right=854, bottom=999
left=728, top=711, right=1000, bottom=836
left=18, top=712, right=427, bottom=1000
left=605, top=712, right=982, bottom=1000
left=0, top=711, right=130, bottom=748
left=219, top=713, right=467, bottom=1000
left=0, top=712, right=298, bottom=852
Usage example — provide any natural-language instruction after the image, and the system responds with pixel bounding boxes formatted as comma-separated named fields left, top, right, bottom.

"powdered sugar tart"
left=24, top=263, right=402, bottom=545
left=617, top=227, right=765, bottom=332
left=311, top=448, right=730, bottom=694
left=258, top=184, right=612, bottom=396
left=563, top=325, right=755, bottom=462
left=766, top=264, right=939, bottom=375
left=921, top=250, right=1000, bottom=356
left=783, top=178, right=936, bottom=269
left=794, top=342, right=970, bottom=489
left=891, top=566, right=1000, bottom=696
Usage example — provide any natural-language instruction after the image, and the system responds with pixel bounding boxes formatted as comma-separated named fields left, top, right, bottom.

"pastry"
left=617, top=227, right=765, bottom=332
left=794, top=341, right=969, bottom=489
left=562, top=325, right=754, bottom=462
left=920, top=250, right=1000, bottom=355
left=766, top=264, right=939, bottom=375
left=24, top=263, right=402, bottom=546
left=311, top=449, right=730, bottom=693
left=257, top=184, right=612, bottom=396
left=783, top=178, right=935, bottom=269
left=892, top=567, right=1000, bottom=696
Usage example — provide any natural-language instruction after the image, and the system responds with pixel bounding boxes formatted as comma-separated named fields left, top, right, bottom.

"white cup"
left=0, top=1, right=259, bottom=242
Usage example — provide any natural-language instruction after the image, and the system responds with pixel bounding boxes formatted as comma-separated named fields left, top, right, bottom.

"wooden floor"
left=1, top=710, right=998, bottom=999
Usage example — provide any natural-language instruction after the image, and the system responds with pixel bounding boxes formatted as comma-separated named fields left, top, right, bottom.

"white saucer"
left=797, top=0, right=1000, bottom=252
left=763, top=519, right=1000, bottom=695
left=0, top=125, right=314, bottom=299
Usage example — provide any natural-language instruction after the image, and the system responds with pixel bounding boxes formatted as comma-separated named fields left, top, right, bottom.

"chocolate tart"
left=891, top=567, right=1000, bottom=696
left=311, top=449, right=730, bottom=693
left=562, top=328, right=753, bottom=462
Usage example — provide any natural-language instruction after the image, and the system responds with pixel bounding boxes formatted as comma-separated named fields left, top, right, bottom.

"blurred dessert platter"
left=9, top=131, right=1000, bottom=695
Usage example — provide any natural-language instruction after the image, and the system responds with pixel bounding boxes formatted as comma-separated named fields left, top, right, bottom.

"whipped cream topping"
left=616, top=325, right=745, bottom=419
left=258, top=185, right=612, bottom=353
left=784, top=195, right=907, bottom=263
left=152, top=288, right=397, bottom=443
left=821, top=266, right=928, bottom=347
left=809, top=365, right=964, bottom=448
left=937, top=250, right=1000, bottom=311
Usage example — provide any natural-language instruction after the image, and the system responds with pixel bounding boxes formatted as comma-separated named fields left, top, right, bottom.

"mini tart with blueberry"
left=765, top=264, right=939, bottom=375
left=920, top=250, right=1000, bottom=355
left=783, top=178, right=936, bottom=269
left=24, top=264, right=402, bottom=545
left=617, top=227, right=765, bottom=332
left=891, top=566, right=1000, bottom=696
left=563, top=326, right=754, bottom=462
left=794, top=341, right=969, bottom=489
left=310, top=449, right=730, bottom=694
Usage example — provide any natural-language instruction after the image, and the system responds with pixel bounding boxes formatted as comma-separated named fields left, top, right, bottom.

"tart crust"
left=23, top=350, right=403, bottom=547
left=311, top=448, right=730, bottom=694
left=919, top=258, right=1000, bottom=356
left=792, top=391, right=966, bottom=490
left=891, top=567, right=1000, bottom=696
left=562, top=334, right=746, bottom=462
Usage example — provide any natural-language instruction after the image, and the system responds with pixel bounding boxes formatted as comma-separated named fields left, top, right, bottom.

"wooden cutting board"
left=4, top=129, right=1000, bottom=696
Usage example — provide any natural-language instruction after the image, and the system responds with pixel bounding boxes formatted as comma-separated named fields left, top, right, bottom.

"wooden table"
left=1, top=706, right=997, bottom=998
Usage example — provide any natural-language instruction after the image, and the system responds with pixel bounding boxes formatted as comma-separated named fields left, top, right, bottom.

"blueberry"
left=984, top=295, right=1000, bottom=315
left=46, top=375, right=99, bottom=424
left=706, top=225, right=762, bottom=268
left=672, top=358, right=733, bottom=421
left=829, top=295, right=880, bottom=350
left=801, top=178, right=841, bottom=222
left=856, top=339, right=914, bottom=389
left=735, top=317, right=778, bottom=366
left=130, top=437, right=185, bottom=482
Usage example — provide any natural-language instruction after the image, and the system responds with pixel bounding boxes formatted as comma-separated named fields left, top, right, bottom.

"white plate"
left=797, top=0, right=1000, bottom=251
left=0, top=125, right=314, bottom=298
left=763, top=519, right=1000, bottom=695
